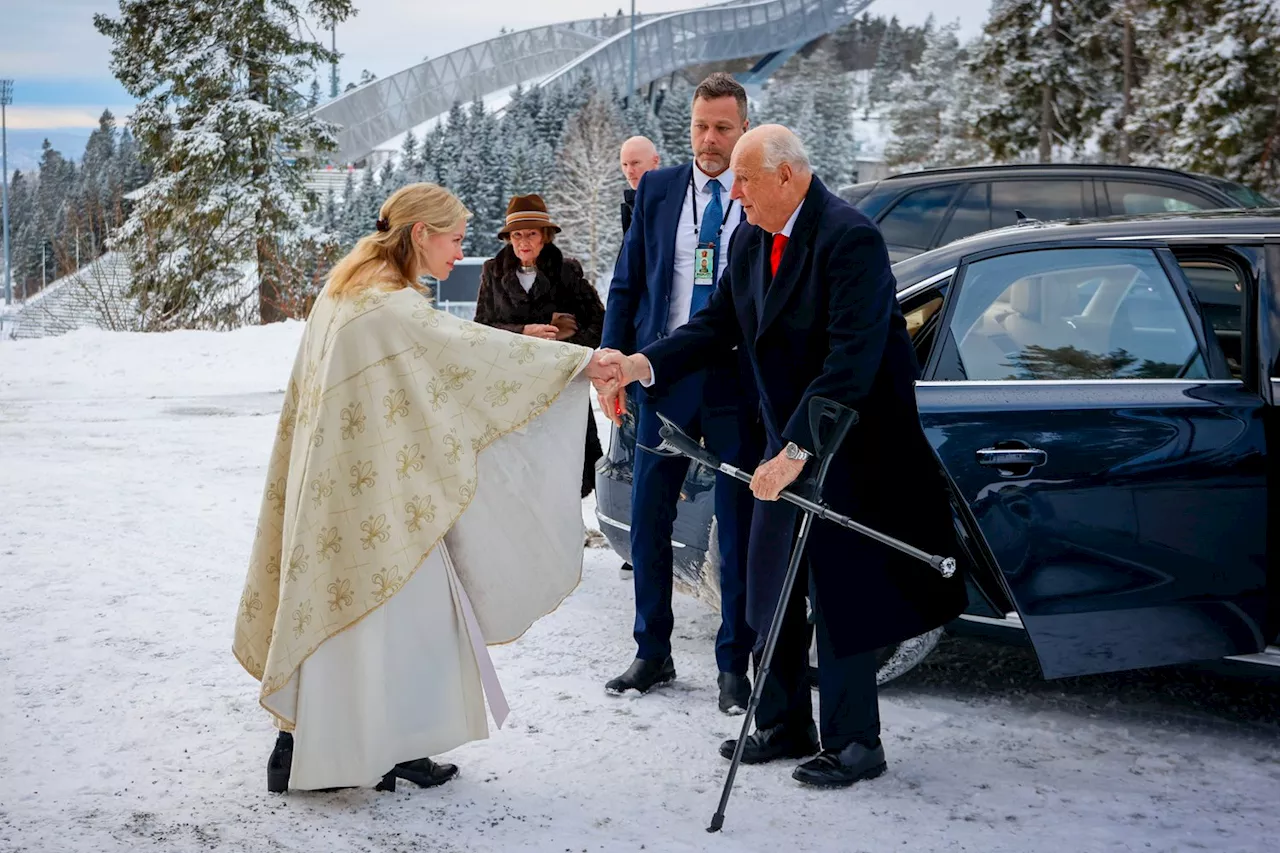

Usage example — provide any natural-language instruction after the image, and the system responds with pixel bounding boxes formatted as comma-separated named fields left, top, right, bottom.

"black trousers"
left=753, top=557, right=881, bottom=752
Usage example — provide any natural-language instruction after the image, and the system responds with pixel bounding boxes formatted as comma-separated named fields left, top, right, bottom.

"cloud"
left=3, top=105, right=132, bottom=130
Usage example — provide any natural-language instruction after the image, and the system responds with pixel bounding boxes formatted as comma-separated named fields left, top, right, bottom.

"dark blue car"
left=595, top=209, right=1279, bottom=683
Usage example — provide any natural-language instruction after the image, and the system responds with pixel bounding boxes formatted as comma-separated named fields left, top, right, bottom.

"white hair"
left=761, top=132, right=811, bottom=172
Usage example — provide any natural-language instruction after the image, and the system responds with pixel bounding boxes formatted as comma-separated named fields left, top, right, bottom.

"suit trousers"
left=752, top=552, right=881, bottom=752
left=629, top=369, right=758, bottom=674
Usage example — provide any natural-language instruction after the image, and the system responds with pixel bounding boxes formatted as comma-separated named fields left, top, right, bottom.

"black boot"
left=719, top=720, right=819, bottom=765
left=605, top=657, right=676, bottom=695
left=266, top=732, right=293, bottom=793
left=376, top=757, right=460, bottom=792
left=717, top=672, right=751, bottom=716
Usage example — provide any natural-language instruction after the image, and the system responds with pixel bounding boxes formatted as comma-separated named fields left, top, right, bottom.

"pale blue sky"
left=0, top=0, right=991, bottom=131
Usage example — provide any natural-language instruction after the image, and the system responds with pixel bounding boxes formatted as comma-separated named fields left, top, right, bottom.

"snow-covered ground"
left=2, top=324, right=1279, bottom=853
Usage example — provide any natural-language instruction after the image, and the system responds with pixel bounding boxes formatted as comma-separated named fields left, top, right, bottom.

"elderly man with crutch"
left=594, top=125, right=968, bottom=826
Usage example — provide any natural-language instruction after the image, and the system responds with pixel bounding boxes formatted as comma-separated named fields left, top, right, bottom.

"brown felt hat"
left=497, top=194, right=562, bottom=240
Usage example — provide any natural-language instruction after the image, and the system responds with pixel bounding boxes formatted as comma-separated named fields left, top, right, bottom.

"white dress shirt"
left=637, top=196, right=806, bottom=390
left=667, top=163, right=745, bottom=334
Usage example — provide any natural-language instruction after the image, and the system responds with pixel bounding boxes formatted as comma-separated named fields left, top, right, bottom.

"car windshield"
left=1204, top=177, right=1276, bottom=208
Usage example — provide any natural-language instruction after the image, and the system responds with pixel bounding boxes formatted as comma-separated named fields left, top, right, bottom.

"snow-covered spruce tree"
left=94, top=0, right=354, bottom=329
left=1130, top=0, right=1280, bottom=193
left=458, top=96, right=504, bottom=258
left=656, top=77, right=694, bottom=164
left=885, top=21, right=991, bottom=170
left=550, top=92, right=626, bottom=292
left=806, top=46, right=857, bottom=186
left=969, top=0, right=1103, bottom=162
left=867, top=17, right=908, bottom=109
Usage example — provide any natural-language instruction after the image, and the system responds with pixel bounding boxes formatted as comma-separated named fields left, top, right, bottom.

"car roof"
left=892, top=208, right=1280, bottom=287
left=876, top=163, right=1233, bottom=185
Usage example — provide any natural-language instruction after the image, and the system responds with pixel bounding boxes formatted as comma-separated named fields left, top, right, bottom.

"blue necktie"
left=690, top=178, right=722, bottom=317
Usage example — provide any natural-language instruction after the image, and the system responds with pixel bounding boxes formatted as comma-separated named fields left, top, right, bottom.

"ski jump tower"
left=312, top=0, right=874, bottom=167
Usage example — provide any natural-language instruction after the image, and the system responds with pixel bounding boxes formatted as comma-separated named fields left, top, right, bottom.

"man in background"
left=600, top=74, right=759, bottom=716
left=619, top=136, right=660, bottom=234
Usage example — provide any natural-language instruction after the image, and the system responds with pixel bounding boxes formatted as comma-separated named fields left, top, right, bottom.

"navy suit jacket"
left=641, top=176, right=967, bottom=656
left=602, top=163, right=695, bottom=355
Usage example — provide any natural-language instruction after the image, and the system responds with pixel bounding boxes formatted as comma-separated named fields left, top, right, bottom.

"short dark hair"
left=693, top=73, right=748, bottom=121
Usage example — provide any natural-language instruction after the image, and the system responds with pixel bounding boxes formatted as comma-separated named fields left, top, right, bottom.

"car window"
left=1104, top=181, right=1219, bottom=215
left=944, top=248, right=1208, bottom=381
left=1200, top=176, right=1276, bottom=208
left=938, top=183, right=991, bottom=246
left=1177, top=259, right=1246, bottom=378
left=877, top=185, right=958, bottom=259
left=989, top=181, right=1087, bottom=229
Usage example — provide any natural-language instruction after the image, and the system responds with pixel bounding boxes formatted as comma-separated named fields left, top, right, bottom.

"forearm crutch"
left=641, top=397, right=956, bottom=833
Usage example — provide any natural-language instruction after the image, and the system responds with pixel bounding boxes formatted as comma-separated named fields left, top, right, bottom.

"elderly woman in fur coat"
left=475, top=194, right=605, bottom=498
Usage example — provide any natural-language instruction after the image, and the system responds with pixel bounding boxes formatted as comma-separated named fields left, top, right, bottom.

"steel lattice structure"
left=313, top=0, right=872, bottom=166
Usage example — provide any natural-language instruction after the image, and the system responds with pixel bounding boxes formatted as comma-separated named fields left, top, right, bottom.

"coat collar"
left=755, top=176, right=830, bottom=342
left=494, top=242, right=563, bottom=299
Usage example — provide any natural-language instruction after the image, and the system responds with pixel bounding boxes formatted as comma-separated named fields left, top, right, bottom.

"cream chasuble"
left=233, top=284, right=591, bottom=789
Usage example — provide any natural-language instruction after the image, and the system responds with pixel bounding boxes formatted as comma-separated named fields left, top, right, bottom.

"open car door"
left=912, top=242, right=1270, bottom=678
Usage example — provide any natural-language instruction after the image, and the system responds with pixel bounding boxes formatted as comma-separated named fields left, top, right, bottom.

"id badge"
left=693, top=244, right=716, bottom=286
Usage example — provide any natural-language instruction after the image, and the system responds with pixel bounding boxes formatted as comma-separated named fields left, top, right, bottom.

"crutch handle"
left=808, top=397, right=859, bottom=461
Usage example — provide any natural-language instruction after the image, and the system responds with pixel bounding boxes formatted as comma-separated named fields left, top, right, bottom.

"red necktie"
left=770, top=233, right=788, bottom=277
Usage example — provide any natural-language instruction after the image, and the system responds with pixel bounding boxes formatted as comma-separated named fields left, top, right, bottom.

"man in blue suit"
left=595, top=126, right=966, bottom=787
left=600, top=73, right=760, bottom=714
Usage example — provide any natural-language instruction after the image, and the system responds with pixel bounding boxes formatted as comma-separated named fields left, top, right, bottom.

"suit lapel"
left=660, top=164, right=692, bottom=302
left=755, top=179, right=829, bottom=344
left=745, top=231, right=765, bottom=341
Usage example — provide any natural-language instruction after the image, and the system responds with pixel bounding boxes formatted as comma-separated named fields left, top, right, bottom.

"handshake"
left=583, top=349, right=653, bottom=427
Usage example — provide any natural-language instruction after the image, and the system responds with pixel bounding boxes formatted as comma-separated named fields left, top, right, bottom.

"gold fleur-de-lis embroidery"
left=383, top=388, right=409, bottom=427
left=286, top=545, right=309, bottom=582
left=484, top=380, right=521, bottom=407
left=312, top=426, right=325, bottom=448
left=292, top=599, right=312, bottom=638
left=441, top=364, right=475, bottom=390
left=240, top=590, right=263, bottom=622
left=510, top=339, right=537, bottom=365
left=470, top=425, right=501, bottom=453
left=412, top=343, right=431, bottom=360
left=405, top=495, right=436, bottom=532
left=528, top=392, right=552, bottom=418
left=360, top=513, right=391, bottom=550
left=412, top=304, right=441, bottom=327
left=354, top=290, right=385, bottom=312
left=396, top=443, right=424, bottom=480
left=426, top=379, right=448, bottom=412
left=443, top=430, right=463, bottom=464
left=349, top=460, right=376, bottom=496
left=310, top=469, right=336, bottom=508
left=340, top=402, right=366, bottom=440
left=460, top=322, right=489, bottom=347
left=265, top=554, right=281, bottom=578
left=372, top=565, right=405, bottom=603
left=458, top=479, right=476, bottom=504
left=328, top=578, right=354, bottom=612
left=557, top=345, right=584, bottom=379
left=317, top=526, right=342, bottom=561
left=277, top=403, right=296, bottom=442
left=267, top=477, right=287, bottom=515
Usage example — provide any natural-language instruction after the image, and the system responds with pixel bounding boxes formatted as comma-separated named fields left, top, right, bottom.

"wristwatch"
left=783, top=441, right=811, bottom=462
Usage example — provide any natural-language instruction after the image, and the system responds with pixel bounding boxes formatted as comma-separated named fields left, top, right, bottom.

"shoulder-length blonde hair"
left=326, top=182, right=472, bottom=299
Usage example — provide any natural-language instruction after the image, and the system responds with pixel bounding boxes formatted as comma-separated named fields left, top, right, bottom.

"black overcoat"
left=642, top=177, right=967, bottom=656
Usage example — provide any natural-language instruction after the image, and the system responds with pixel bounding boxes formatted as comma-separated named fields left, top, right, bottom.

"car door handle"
left=976, top=448, right=1047, bottom=468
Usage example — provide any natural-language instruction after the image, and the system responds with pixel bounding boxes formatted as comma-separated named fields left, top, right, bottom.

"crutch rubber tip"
left=937, top=556, right=957, bottom=578
left=707, top=815, right=724, bottom=833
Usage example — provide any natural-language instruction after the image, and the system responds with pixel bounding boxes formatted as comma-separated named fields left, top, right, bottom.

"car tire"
left=808, top=623, right=944, bottom=688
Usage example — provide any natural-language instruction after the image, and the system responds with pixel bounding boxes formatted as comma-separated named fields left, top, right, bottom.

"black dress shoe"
left=717, top=672, right=751, bottom=715
left=605, top=657, right=676, bottom=694
left=266, top=732, right=293, bottom=793
left=791, top=740, right=887, bottom=788
left=375, top=757, right=459, bottom=792
left=718, top=721, right=819, bottom=765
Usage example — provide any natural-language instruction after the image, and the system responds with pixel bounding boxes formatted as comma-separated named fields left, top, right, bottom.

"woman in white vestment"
left=233, top=183, right=612, bottom=793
